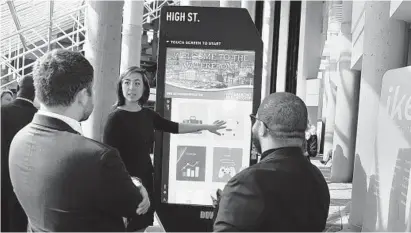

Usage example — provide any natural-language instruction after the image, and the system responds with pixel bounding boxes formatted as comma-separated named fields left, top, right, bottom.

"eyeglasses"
left=249, top=114, right=270, bottom=131
left=133, top=67, right=147, bottom=72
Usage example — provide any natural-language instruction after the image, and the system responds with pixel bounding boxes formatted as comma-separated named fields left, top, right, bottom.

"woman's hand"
left=131, top=177, right=151, bottom=215
left=136, top=185, right=150, bottom=215
left=207, top=120, right=226, bottom=135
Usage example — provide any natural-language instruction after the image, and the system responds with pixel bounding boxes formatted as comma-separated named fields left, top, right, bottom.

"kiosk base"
left=145, top=213, right=166, bottom=232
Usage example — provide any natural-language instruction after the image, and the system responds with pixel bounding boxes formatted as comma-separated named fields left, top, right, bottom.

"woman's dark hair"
left=116, top=66, right=150, bottom=106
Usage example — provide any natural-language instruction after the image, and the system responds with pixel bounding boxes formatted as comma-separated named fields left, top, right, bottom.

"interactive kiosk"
left=154, top=6, right=263, bottom=231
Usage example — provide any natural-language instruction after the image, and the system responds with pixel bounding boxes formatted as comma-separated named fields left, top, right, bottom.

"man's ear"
left=257, top=121, right=269, bottom=137
left=76, top=88, right=89, bottom=106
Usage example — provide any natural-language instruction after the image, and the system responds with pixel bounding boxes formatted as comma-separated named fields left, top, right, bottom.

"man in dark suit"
left=9, top=49, right=150, bottom=232
left=214, top=92, right=330, bottom=232
left=1, top=75, right=37, bottom=232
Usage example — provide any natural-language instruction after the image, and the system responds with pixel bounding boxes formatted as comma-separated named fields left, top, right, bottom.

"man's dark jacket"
left=9, top=114, right=142, bottom=232
left=214, top=147, right=330, bottom=232
left=1, top=99, right=37, bottom=232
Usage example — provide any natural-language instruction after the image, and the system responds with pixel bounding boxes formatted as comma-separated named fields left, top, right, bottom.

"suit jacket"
left=214, top=147, right=330, bottom=232
left=1, top=99, right=37, bottom=231
left=9, top=114, right=142, bottom=232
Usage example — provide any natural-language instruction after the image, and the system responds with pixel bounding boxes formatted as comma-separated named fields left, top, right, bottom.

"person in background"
left=1, top=75, right=37, bottom=232
left=10, top=88, right=17, bottom=97
left=306, top=124, right=318, bottom=158
left=321, top=150, right=332, bottom=165
left=303, top=135, right=310, bottom=161
left=9, top=49, right=150, bottom=232
left=1, top=89, right=14, bottom=105
left=103, top=66, right=226, bottom=232
left=213, top=92, right=330, bottom=232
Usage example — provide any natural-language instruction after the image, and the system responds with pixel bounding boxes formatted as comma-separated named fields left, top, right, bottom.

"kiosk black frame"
left=154, top=6, right=263, bottom=231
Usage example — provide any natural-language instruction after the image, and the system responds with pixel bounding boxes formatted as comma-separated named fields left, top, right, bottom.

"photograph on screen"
left=166, top=49, right=254, bottom=90
left=164, top=48, right=255, bottom=101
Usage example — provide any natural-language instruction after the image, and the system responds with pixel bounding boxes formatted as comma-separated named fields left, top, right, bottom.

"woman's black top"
left=103, top=107, right=179, bottom=176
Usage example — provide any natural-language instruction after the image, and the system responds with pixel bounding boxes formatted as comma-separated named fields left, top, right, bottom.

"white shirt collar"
left=37, top=110, right=83, bottom=135
left=16, top=97, right=34, bottom=105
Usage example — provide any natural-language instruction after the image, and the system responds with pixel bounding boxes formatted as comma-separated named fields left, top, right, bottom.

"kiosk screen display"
left=162, top=48, right=255, bottom=206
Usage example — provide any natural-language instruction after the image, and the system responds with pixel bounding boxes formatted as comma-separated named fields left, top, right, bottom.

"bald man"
left=214, top=92, right=330, bottom=232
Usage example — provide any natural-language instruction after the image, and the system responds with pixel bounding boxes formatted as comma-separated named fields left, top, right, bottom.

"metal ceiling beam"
left=6, top=0, right=28, bottom=51
left=48, top=0, right=55, bottom=51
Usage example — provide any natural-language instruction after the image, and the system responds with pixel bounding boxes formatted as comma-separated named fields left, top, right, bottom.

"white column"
left=316, top=71, right=325, bottom=151
left=408, top=28, right=411, bottom=66
left=276, top=0, right=290, bottom=92
left=295, top=0, right=307, bottom=101
left=321, top=0, right=341, bottom=161
left=241, top=0, right=256, bottom=22
left=120, top=0, right=144, bottom=73
left=82, top=0, right=124, bottom=140
left=318, top=70, right=328, bottom=154
left=351, top=1, right=408, bottom=231
left=322, top=60, right=338, bottom=161
left=220, top=0, right=241, bottom=8
left=330, top=0, right=361, bottom=183
left=260, top=0, right=274, bottom=101
left=297, top=75, right=307, bottom=102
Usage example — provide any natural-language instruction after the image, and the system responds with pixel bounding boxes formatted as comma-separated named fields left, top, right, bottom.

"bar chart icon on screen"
left=181, top=162, right=200, bottom=178
left=176, top=146, right=206, bottom=181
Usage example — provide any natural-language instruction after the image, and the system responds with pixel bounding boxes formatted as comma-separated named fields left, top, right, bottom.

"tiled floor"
left=310, top=157, right=352, bottom=232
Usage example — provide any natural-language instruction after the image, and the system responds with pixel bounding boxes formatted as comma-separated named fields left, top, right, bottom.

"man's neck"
left=260, top=138, right=303, bottom=153
left=39, top=105, right=79, bottom=121
left=121, top=102, right=142, bottom=112
left=16, top=97, right=33, bottom=104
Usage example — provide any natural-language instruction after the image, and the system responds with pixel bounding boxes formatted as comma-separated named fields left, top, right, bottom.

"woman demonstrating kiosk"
left=103, top=66, right=226, bottom=231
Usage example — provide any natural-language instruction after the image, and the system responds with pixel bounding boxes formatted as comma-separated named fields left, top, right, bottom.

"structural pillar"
left=82, top=0, right=123, bottom=140
left=260, top=0, right=274, bottom=101
left=295, top=0, right=307, bottom=102
left=350, top=1, right=408, bottom=230
left=321, top=0, right=341, bottom=161
left=330, top=1, right=361, bottom=183
left=120, top=0, right=144, bottom=72
left=220, top=0, right=241, bottom=8
left=152, top=31, right=158, bottom=62
left=319, top=70, right=327, bottom=154
left=241, top=0, right=256, bottom=22
left=276, top=0, right=290, bottom=92
left=408, top=28, right=411, bottom=66
left=322, top=59, right=337, bottom=161
left=316, top=71, right=325, bottom=149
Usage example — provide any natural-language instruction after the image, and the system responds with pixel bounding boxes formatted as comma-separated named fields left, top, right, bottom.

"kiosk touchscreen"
left=154, top=6, right=262, bottom=231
